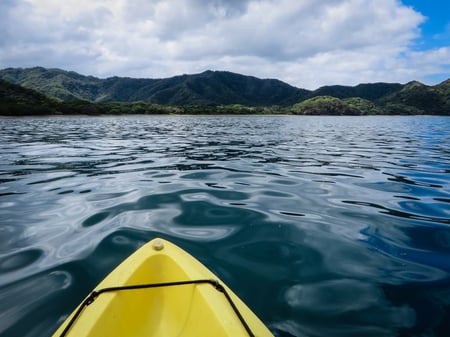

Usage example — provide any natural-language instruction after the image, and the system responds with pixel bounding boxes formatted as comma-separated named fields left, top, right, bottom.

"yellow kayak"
left=52, top=238, right=274, bottom=337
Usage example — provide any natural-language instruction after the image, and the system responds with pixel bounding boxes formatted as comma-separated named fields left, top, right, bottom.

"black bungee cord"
left=57, top=279, right=255, bottom=337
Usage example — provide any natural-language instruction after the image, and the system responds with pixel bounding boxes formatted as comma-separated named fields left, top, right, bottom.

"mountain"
left=0, top=67, right=102, bottom=102
left=0, top=79, right=58, bottom=115
left=308, top=82, right=403, bottom=101
left=1, top=67, right=449, bottom=115
left=0, top=67, right=410, bottom=106
left=378, top=80, right=450, bottom=115
left=0, top=67, right=309, bottom=106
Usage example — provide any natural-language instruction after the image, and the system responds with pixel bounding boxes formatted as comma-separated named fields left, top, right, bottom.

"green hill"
left=379, top=80, right=449, bottom=115
left=291, top=96, right=360, bottom=115
left=0, top=67, right=102, bottom=101
left=0, top=79, right=59, bottom=115
left=0, top=67, right=309, bottom=106
left=1, top=67, right=449, bottom=115
left=307, top=83, right=403, bottom=101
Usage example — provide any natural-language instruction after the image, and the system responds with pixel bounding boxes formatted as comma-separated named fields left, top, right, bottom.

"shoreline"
left=1, top=113, right=448, bottom=118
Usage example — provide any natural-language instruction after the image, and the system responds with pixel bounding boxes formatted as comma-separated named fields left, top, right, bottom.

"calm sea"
left=1, top=116, right=449, bottom=337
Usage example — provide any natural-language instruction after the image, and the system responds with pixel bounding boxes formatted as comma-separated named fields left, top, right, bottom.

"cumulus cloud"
left=1, top=0, right=448, bottom=88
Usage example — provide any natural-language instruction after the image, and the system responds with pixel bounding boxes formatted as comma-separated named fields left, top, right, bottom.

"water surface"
left=1, top=116, right=449, bottom=337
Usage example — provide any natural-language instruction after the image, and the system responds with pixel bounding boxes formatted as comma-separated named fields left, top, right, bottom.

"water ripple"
left=1, top=116, right=450, bottom=337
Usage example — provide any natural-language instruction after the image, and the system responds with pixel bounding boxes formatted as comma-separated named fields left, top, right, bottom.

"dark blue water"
left=1, top=116, right=449, bottom=337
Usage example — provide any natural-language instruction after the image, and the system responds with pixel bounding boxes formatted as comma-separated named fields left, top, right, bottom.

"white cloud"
left=1, top=0, right=449, bottom=89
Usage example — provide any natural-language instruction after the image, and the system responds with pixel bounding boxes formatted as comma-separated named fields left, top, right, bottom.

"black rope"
left=58, top=279, right=255, bottom=337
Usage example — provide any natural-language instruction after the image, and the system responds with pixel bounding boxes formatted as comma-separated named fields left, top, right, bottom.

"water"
left=0, top=115, right=449, bottom=337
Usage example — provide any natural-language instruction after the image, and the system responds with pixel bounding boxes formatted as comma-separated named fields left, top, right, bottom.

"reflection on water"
left=1, top=116, right=450, bottom=337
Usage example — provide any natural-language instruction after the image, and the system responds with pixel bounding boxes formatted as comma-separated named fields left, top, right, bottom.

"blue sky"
left=402, top=0, right=450, bottom=49
left=401, top=0, right=450, bottom=84
left=1, top=0, right=449, bottom=89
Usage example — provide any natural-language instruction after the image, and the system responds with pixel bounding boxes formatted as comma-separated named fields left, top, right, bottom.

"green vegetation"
left=0, top=67, right=308, bottom=106
left=379, top=81, right=450, bottom=115
left=308, top=83, right=403, bottom=101
left=0, top=79, right=58, bottom=115
left=1, top=67, right=449, bottom=116
left=291, top=96, right=359, bottom=115
left=343, top=97, right=384, bottom=115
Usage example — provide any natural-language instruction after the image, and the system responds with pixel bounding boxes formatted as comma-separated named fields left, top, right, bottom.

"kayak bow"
left=52, top=238, right=273, bottom=337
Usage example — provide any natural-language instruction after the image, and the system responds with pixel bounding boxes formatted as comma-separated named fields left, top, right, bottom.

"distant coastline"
left=1, top=67, right=449, bottom=116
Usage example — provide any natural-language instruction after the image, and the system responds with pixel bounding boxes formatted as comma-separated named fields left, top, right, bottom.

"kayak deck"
left=52, top=238, right=273, bottom=337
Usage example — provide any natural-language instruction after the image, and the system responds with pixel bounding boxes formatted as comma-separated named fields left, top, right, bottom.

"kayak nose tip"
left=152, top=239, right=165, bottom=251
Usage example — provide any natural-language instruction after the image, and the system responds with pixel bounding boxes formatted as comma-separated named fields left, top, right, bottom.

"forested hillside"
left=1, top=67, right=449, bottom=115
left=0, top=67, right=308, bottom=106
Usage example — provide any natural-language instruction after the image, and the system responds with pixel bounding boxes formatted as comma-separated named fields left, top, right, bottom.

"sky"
left=1, top=0, right=449, bottom=89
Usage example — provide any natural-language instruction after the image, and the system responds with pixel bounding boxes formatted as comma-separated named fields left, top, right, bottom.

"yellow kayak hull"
left=52, top=238, right=273, bottom=337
